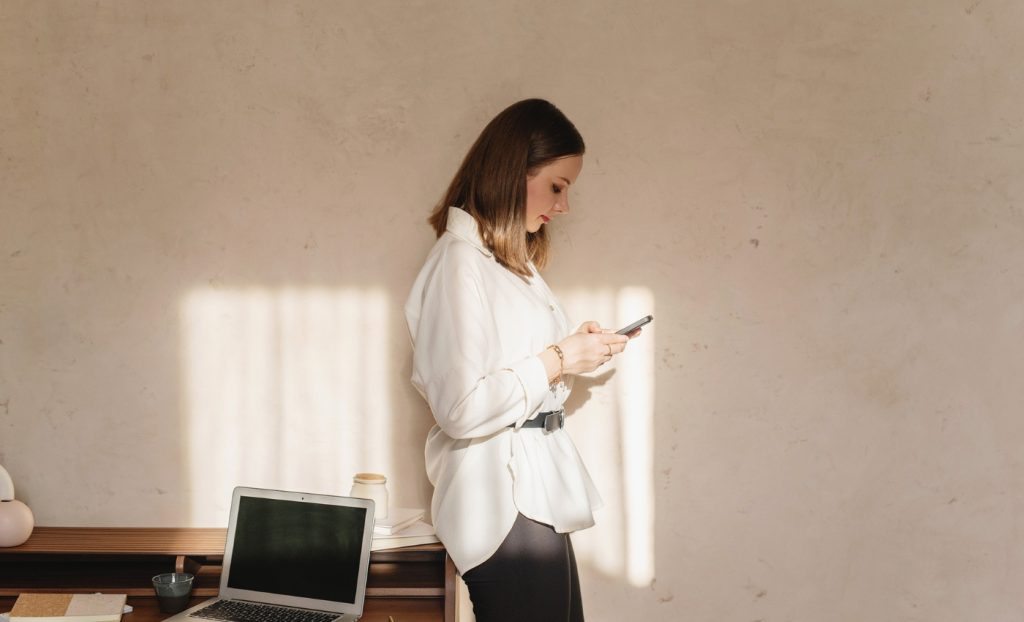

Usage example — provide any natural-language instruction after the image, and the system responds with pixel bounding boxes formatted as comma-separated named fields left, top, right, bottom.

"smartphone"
left=616, top=315, right=653, bottom=335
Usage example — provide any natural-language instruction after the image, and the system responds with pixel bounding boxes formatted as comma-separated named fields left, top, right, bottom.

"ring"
left=607, top=344, right=613, bottom=357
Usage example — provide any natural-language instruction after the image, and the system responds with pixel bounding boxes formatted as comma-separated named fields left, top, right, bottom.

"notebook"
left=164, top=487, right=376, bottom=622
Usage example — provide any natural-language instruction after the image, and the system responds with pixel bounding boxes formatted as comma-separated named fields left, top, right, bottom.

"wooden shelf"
left=2, top=528, right=228, bottom=555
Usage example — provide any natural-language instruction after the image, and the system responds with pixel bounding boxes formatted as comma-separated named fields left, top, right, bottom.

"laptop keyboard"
left=190, top=600, right=340, bottom=622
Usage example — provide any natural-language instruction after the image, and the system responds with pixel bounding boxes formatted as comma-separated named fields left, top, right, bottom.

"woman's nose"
left=553, top=196, right=570, bottom=214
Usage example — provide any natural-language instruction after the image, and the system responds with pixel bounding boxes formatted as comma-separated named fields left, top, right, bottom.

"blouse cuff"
left=505, top=355, right=551, bottom=429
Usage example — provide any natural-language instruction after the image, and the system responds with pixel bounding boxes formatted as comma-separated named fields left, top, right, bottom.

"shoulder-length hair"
left=428, top=98, right=585, bottom=277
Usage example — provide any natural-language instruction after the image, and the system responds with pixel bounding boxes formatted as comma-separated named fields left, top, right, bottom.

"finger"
left=608, top=339, right=628, bottom=356
left=626, top=328, right=642, bottom=339
left=601, top=334, right=630, bottom=346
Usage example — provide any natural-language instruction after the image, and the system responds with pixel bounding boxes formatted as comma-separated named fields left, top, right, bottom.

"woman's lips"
left=541, top=215, right=550, bottom=223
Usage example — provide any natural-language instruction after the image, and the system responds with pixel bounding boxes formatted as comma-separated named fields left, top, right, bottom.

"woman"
left=404, top=99, right=637, bottom=621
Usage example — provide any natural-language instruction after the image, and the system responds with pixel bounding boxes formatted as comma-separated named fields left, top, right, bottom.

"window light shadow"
left=178, top=282, right=657, bottom=591
left=180, top=286, right=392, bottom=526
left=562, top=286, right=657, bottom=588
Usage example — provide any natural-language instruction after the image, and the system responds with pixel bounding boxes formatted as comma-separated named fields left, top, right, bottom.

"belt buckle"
left=543, top=410, right=564, bottom=433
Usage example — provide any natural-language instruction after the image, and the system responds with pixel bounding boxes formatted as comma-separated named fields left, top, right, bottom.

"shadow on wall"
left=180, top=287, right=393, bottom=526
left=177, top=284, right=657, bottom=591
left=562, top=286, right=657, bottom=589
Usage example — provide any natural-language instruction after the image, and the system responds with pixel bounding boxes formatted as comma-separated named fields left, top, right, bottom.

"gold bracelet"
left=547, top=344, right=564, bottom=385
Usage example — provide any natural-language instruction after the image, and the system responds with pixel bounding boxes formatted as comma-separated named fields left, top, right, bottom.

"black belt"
left=511, top=409, right=564, bottom=432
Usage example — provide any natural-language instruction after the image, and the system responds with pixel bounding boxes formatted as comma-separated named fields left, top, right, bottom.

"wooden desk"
left=0, top=528, right=455, bottom=622
left=0, top=596, right=442, bottom=622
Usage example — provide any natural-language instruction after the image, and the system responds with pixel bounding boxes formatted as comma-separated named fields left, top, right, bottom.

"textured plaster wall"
left=2, top=1, right=1023, bottom=620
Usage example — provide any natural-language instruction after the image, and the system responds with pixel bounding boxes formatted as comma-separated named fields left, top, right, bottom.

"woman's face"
left=524, top=155, right=583, bottom=233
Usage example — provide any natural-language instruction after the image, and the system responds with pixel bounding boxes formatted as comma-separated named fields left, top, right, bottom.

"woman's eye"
left=552, top=184, right=563, bottom=194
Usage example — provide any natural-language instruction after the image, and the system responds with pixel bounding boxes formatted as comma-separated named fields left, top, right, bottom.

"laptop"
left=165, top=487, right=376, bottom=622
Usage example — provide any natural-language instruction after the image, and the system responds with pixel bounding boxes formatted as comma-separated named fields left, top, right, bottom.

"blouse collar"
left=445, top=206, right=494, bottom=258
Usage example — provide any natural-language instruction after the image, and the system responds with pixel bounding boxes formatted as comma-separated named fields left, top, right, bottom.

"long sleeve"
left=407, top=241, right=550, bottom=439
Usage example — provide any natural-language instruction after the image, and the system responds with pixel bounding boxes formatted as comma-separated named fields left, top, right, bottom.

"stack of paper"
left=371, top=520, right=439, bottom=551
left=373, top=507, right=425, bottom=536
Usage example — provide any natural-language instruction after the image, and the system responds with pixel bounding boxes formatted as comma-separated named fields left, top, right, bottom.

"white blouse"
left=404, top=206, right=603, bottom=574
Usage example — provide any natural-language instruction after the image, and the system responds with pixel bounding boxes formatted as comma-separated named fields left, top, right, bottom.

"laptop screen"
left=227, top=496, right=368, bottom=604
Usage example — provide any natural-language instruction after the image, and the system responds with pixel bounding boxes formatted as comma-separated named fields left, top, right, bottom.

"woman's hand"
left=539, top=321, right=638, bottom=383
left=558, top=322, right=630, bottom=375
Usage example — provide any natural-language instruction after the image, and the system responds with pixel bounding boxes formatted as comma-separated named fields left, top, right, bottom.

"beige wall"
left=3, top=1, right=1023, bottom=620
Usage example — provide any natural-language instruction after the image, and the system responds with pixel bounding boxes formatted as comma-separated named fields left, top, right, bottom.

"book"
left=370, top=520, right=439, bottom=551
left=373, top=507, right=425, bottom=536
left=10, top=594, right=127, bottom=622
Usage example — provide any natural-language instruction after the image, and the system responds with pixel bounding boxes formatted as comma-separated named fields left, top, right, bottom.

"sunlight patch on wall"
left=181, top=287, right=392, bottom=526
left=616, top=287, right=656, bottom=587
left=559, top=286, right=656, bottom=588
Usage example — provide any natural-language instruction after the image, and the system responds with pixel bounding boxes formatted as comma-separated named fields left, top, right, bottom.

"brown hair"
left=428, top=99, right=585, bottom=277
